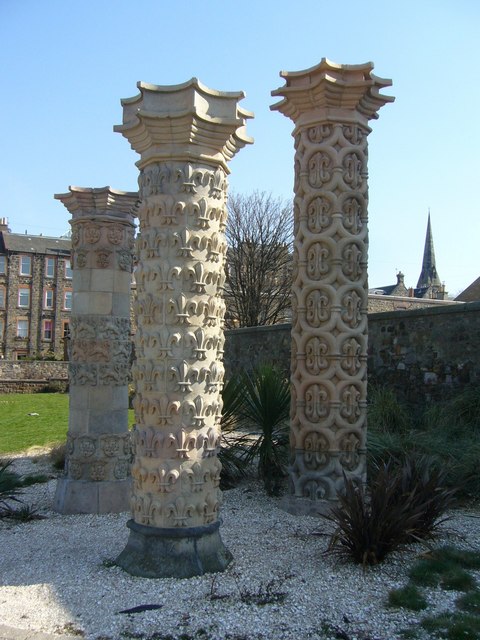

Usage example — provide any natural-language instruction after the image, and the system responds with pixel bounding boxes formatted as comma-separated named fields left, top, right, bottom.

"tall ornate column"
left=53, top=186, right=137, bottom=514
left=271, top=59, right=394, bottom=514
left=114, top=79, right=253, bottom=577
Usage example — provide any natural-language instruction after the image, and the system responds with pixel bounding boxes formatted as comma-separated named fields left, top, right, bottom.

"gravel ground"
left=1, top=455, right=480, bottom=640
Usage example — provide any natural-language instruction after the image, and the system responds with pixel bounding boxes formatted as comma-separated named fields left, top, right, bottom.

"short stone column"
left=53, top=186, right=137, bottom=514
left=271, top=59, right=394, bottom=514
left=114, top=79, right=253, bottom=577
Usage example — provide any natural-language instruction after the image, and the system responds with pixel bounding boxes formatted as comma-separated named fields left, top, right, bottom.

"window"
left=44, top=289, right=54, bottom=309
left=63, top=321, right=70, bottom=338
left=45, top=257, right=55, bottom=278
left=20, top=255, right=32, bottom=276
left=18, top=286, right=30, bottom=308
left=0, top=319, right=4, bottom=340
left=63, top=290, right=72, bottom=310
left=16, top=319, right=28, bottom=338
left=0, top=255, right=6, bottom=274
left=43, top=320, right=53, bottom=340
left=0, top=286, right=5, bottom=308
left=64, top=259, right=72, bottom=279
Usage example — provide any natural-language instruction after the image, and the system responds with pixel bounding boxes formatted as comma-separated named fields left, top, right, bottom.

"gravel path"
left=1, top=455, right=479, bottom=640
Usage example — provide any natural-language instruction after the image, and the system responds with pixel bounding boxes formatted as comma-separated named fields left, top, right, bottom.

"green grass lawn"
left=0, top=394, right=135, bottom=455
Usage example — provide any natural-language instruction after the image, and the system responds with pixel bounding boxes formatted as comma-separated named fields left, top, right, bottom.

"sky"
left=1, top=0, right=479, bottom=297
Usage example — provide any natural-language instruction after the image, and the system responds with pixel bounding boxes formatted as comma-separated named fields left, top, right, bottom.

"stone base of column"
left=116, top=519, right=232, bottom=578
left=53, top=478, right=131, bottom=514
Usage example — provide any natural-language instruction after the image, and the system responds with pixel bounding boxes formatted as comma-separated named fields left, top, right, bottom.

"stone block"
left=53, top=477, right=131, bottom=514
left=74, top=292, right=113, bottom=315
left=91, top=268, right=115, bottom=293
left=111, top=292, right=130, bottom=317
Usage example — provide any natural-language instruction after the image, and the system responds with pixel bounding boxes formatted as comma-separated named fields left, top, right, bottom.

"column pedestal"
left=117, top=519, right=232, bottom=578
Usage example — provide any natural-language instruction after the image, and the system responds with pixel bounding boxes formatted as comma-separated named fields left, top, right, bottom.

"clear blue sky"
left=1, top=0, right=479, bottom=296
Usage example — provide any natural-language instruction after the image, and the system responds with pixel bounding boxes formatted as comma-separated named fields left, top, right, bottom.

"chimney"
left=396, top=271, right=405, bottom=285
left=0, top=217, right=10, bottom=233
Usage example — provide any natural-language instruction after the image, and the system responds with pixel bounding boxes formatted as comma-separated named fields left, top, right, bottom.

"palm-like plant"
left=220, top=364, right=290, bottom=496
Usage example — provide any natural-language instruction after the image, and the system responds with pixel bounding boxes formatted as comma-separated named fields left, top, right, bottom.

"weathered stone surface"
left=116, top=519, right=232, bottom=578
left=53, top=187, right=137, bottom=514
left=271, top=59, right=393, bottom=514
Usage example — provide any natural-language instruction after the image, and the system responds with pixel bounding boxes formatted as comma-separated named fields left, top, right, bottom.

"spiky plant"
left=324, top=457, right=456, bottom=566
left=0, top=459, right=23, bottom=515
left=235, top=364, right=290, bottom=496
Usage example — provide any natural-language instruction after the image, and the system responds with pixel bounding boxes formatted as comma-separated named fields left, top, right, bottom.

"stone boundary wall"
left=224, top=301, right=480, bottom=402
left=0, top=361, right=69, bottom=393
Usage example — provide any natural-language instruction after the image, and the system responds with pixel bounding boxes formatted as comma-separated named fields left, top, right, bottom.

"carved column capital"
left=271, top=58, right=394, bottom=129
left=114, top=78, right=253, bottom=172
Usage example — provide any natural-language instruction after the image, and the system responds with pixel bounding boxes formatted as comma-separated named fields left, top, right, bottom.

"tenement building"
left=0, top=218, right=72, bottom=360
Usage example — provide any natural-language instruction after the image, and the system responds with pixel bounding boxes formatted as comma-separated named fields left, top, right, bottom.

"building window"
left=0, top=286, right=5, bottom=308
left=65, top=259, right=72, bottom=279
left=63, top=320, right=70, bottom=338
left=0, top=255, right=6, bottom=274
left=43, top=319, right=53, bottom=340
left=44, top=289, right=54, bottom=309
left=16, top=319, right=29, bottom=338
left=20, top=255, right=32, bottom=276
left=63, top=290, right=72, bottom=310
left=45, top=257, right=55, bottom=278
left=0, top=319, right=4, bottom=340
left=18, top=286, right=30, bottom=308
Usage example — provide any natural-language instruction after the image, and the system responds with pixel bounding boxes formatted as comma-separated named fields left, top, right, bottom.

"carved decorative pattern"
left=62, top=202, right=136, bottom=492
left=65, top=433, right=132, bottom=482
left=132, top=160, right=229, bottom=527
left=290, top=121, right=370, bottom=502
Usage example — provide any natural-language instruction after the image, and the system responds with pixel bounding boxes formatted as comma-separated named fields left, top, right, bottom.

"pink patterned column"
left=271, top=59, right=394, bottom=514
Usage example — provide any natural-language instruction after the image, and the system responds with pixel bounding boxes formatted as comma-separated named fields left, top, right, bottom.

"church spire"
left=416, top=211, right=442, bottom=289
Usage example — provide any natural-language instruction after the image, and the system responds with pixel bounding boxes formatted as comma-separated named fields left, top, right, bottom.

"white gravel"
left=1, top=455, right=480, bottom=640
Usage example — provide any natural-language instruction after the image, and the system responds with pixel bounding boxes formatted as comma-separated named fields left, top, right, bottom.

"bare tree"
left=224, top=191, right=293, bottom=328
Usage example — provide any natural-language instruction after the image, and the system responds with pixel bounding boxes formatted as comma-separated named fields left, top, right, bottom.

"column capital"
left=114, top=78, right=254, bottom=172
left=271, top=58, right=394, bottom=129
left=55, top=186, right=139, bottom=224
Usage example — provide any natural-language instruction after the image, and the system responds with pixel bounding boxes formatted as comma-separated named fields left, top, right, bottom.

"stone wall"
left=225, top=323, right=291, bottom=378
left=367, top=294, right=457, bottom=313
left=0, top=360, right=68, bottom=393
left=224, top=301, right=480, bottom=403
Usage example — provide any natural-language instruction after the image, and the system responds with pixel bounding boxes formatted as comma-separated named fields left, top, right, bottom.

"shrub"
left=0, top=459, right=23, bottom=513
left=220, top=364, right=290, bottom=496
left=218, top=365, right=291, bottom=494
left=324, top=457, right=455, bottom=566
left=410, top=547, right=480, bottom=590
left=367, top=385, right=480, bottom=501
left=388, top=584, right=428, bottom=611
left=48, top=442, right=66, bottom=471
left=38, top=381, right=68, bottom=393
left=368, top=385, right=411, bottom=434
